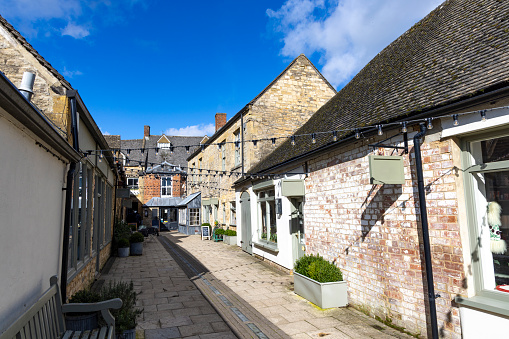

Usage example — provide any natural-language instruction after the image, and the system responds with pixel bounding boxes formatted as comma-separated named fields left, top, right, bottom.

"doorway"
left=240, top=191, right=252, bottom=254
left=290, top=198, right=305, bottom=263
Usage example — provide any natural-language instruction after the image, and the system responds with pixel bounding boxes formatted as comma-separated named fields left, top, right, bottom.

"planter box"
left=293, top=272, right=348, bottom=308
left=118, top=247, right=129, bottom=257
left=223, top=235, right=237, bottom=246
left=65, top=312, right=99, bottom=331
left=130, top=242, right=143, bottom=255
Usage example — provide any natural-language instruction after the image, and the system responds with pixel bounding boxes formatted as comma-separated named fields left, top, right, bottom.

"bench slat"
left=98, top=327, right=107, bottom=339
left=72, top=331, right=81, bottom=339
left=61, top=330, right=74, bottom=339
left=82, top=330, right=91, bottom=339
left=89, top=328, right=99, bottom=339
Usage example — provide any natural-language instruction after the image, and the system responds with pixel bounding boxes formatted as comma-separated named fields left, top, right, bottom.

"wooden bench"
left=0, top=276, right=122, bottom=339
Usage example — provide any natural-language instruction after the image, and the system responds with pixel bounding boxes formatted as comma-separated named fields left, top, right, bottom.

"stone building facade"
left=188, top=54, right=336, bottom=229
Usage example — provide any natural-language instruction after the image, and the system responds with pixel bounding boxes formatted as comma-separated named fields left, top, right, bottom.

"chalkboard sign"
left=201, top=226, right=211, bottom=240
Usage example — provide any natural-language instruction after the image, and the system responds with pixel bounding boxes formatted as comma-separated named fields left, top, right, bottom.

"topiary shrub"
left=294, top=254, right=342, bottom=283
left=129, top=232, right=144, bottom=243
left=117, top=238, right=130, bottom=248
left=201, top=222, right=211, bottom=227
left=100, top=281, right=143, bottom=334
left=224, top=229, right=237, bottom=236
left=214, top=228, right=225, bottom=235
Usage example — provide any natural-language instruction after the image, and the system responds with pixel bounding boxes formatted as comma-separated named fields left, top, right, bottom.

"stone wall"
left=304, top=129, right=463, bottom=338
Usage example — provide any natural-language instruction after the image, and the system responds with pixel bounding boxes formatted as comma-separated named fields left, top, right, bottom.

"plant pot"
left=223, top=235, right=237, bottom=245
left=117, top=329, right=135, bottom=339
left=130, top=242, right=143, bottom=255
left=293, top=272, right=348, bottom=308
left=118, top=247, right=129, bottom=257
left=65, top=312, right=99, bottom=331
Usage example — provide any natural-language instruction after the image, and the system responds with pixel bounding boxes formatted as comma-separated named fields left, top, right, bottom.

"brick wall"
left=140, top=174, right=160, bottom=204
left=304, top=130, right=464, bottom=338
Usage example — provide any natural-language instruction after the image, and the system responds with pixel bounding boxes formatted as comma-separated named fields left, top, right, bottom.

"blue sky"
left=0, top=0, right=443, bottom=140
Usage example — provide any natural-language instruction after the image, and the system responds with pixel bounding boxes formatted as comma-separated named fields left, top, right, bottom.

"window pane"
left=481, top=136, right=509, bottom=163
left=269, top=199, right=277, bottom=243
left=260, top=202, right=267, bottom=240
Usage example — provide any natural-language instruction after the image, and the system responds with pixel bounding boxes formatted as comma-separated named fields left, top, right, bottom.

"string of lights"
left=83, top=105, right=508, bottom=156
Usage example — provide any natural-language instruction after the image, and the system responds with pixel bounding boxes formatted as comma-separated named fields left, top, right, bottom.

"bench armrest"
left=62, top=298, right=123, bottom=326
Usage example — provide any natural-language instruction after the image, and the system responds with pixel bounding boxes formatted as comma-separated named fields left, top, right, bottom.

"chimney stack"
left=144, top=125, right=150, bottom=139
left=215, top=113, right=227, bottom=132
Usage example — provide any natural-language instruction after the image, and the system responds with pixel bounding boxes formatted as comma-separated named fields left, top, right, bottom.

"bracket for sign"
left=368, top=132, right=408, bottom=154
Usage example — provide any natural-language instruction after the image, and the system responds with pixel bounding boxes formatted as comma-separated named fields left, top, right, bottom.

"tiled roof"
left=122, top=135, right=203, bottom=169
left=0, top=15, right=72, bottom=90
left=177, top=192, right=201, bottom=207
left=104, top=135, right=121, bottom=149
left=250, top=0, right=509, bottom=174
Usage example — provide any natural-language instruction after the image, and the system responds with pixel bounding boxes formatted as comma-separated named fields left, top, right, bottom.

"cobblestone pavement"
left=99, top=231, right=414, bottom=338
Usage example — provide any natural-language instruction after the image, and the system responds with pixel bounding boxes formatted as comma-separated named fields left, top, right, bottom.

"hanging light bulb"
left=427, top=118, right=433, bottom=130
left=99, top=150, right=103, bottom=162
left=170, top=146, right=174, bottom=154
left=141, top=148, right=145, bottom=155
left=291, top=136, right=295, bottom=146
left=401, top=122, right=407, bottom=133
left=311, top=133, right=316, bottom=144
left=252, top=139, right=258, bottom=148
left=126, top=158, right=130, bottom=165
left=155, top=147, right=159, bottom=156
left=333, top=131, right=338, bottom=142
left=378, top=125, right=383, bottom=136
left=271, top=138, right=276, bottom=147
left=185, top=146, right=190, bottom=154
left=355, top=129, right=360, bottom=139
left=201, top=144, right=205, bottom=152
left=161, top=163, right=165, bottom=169
left=127, top=149, right=131, bottom=156
left=453, top=114, right=459, bottom=126
left=480, top=110, right=487, bottom=122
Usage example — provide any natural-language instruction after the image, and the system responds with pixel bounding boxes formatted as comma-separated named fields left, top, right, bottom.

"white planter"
left=223, top=235, right=237, bottom=246
left=293, top=272, right=348, bottom=308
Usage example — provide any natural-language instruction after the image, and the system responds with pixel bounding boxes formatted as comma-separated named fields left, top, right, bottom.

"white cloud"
left=101, top=128, right=110, bottom=135
left=61, top=22, right=90, bottom=39
left=267, top=0, right=444, bottom=87
left=164, top=124, right=215, bottom=137
left=62, top=67, right=83, bottom=78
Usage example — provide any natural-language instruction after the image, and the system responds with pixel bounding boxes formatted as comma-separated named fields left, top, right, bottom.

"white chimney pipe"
left=19, top=71, right=36, bottom=101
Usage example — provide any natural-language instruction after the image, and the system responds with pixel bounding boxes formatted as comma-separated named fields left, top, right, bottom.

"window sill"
left=253, top=240, right=279, bottom=253
left=455, top=294, right=509, bottom=317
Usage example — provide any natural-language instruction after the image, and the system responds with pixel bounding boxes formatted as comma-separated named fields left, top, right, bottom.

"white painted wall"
left=460, top=307, right=509, bottom=338
left=0, top=115, right=67, bottom=331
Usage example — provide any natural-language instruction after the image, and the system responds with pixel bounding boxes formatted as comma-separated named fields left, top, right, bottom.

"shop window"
left=465, top=133, right=509, bottom=294
left=189, top=208, right=200, bottom=226
left=230, top=202, right=236, bottom=226
left=257, top=189, right=277, bottom=243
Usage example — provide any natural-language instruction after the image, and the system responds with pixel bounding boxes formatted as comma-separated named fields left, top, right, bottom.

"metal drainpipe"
left=413, top=123, right=439, bottom=339
left=60, top=90, right=80, bottom=301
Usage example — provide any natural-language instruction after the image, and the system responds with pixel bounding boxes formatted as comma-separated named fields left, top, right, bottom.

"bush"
left=69, top=289, right=101, bottom=303
left=214, top=228, right=225, bottom=235
left=224, top=229, right=236, bottom=236
left=294, top=254, right=342, bottom=283
left=201, top=222, right=211, bottom=227
left=129, top=232, right=144, bottom=243
left=114, top=220, right=131, bottom=244
left=117, top=238, right=130, bottom=248
left=100, top=281, right=143, bottom=333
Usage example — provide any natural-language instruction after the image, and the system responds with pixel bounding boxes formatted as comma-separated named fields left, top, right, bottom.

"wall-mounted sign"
left=368, top=155, right=405, bottom=185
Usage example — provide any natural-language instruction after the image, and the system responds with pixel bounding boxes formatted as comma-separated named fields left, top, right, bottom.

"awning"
left=143, top=197, right=183, bottom=207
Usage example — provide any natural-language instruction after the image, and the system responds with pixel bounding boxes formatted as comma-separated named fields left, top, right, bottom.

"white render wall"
left=0, top=114, right=67, bottom=331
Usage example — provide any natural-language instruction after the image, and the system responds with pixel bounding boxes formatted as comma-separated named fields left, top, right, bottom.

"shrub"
left=69, top=289, right=101, bottom=303
left=100, top=281, right=143, bottom=333
left=117, top=238, right=130, bottom=248
left=214, top=228, right=225, bottom=235
left=129, top=232, right=144, bottom=243
left=114, top=220, right=131, bottom=244
left=201, top=222, right=211, bottom=227
left=294, top=254, right=342, bottom=283
left=224, top=229, right=236, bottom=236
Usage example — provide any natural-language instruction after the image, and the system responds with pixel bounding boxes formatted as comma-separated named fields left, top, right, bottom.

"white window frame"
left=230, top=201, right=236, bottom=226
left=257, top=188, right=277, bottom=243
left=189, top=208, right=200, bottom=226
left=234, top=131, right=240, bottom=166
left=161, top=176, right=172, bottom=197
left=127, top=177, right=138, bottom=189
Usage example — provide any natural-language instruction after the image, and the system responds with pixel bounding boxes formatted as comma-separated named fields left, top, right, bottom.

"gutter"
left=413, top=123, right=439, bottom=339
left=60, top=90, right=80, bottom=301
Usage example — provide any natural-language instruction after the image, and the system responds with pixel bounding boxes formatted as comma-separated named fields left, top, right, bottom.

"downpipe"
left=413, top=123, right=439, bottom=339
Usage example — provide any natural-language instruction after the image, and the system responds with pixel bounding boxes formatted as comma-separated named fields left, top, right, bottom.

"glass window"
left=189, top=208, right=200, bottom=226
left=234, top=131, right=240, bottom=166
left=127, top=177, right=138, bottom=189
left=230, top=202, right=236, bottom=226
left=221, top=142, right=226, bottom=171
left=257, top=188, right=277, bottom=243
left=161, top=176, right=172, bottom=196
left=467, top=135, right=509, bottom=292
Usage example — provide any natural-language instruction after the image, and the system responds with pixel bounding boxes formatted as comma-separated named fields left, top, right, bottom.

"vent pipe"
left=19, top=71, right=36, bottom=101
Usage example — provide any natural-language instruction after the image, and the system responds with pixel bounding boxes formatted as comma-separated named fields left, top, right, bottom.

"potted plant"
left=101, top=281, right=143, bottom=339
left=129, top=232, right=144, bottom=256
left=65, top=289, right=101, bottom=330
left=293, top=254, right=347, bottom=308
left=223, top=229, right=237, bottom=245
left=114, top=220, right=132, bottom=255
left=117, top=238, right=130, bottom=257
left=213, top=227, right=225, bottom=242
